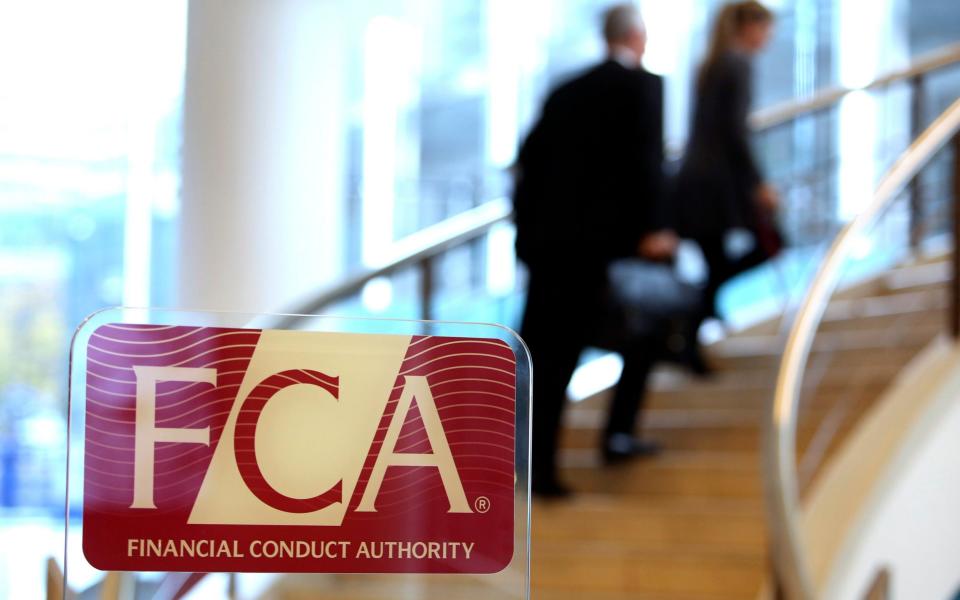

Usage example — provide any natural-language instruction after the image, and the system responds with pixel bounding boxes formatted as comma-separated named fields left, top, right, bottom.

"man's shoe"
left=663, top=333, right=714, bottom=377
left=603, top=434, right=663, bottom=465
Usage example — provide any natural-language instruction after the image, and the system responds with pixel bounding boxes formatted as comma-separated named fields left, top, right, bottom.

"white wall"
left=799, top=337, right=960, bottom=599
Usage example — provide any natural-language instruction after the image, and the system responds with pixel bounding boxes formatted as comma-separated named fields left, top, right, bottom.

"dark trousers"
left=695, top=233, right=770, bottom=318
left=604, top=339, right=658, bottom=440
left=520, top=268, right=657, bottom=488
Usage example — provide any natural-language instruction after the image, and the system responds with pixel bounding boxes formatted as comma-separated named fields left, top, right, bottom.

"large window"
left=0, top=2, right=186, bottom=515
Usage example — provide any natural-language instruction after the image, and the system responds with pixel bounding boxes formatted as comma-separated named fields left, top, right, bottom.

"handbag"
left=753, top=205, right=784, bottom=260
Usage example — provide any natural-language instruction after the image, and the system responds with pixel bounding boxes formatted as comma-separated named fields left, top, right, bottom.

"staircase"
left=531, top=253, right=948, bottom=599
left=260, top=254, right=948, bottom=600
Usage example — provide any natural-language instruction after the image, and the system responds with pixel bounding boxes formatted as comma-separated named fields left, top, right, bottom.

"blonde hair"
left=698, top=1, right=773, bottom=89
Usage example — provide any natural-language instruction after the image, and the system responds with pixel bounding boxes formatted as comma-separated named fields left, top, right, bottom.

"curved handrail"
left=751, top=42, right=960, bottom=131
left=765, top=98, right=960, bottom=600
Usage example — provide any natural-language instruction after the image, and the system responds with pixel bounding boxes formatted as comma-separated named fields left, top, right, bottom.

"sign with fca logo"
left=80, top=324, right=517, bottom=573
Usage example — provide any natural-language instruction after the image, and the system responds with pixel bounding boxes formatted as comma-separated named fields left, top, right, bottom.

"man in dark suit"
left=514, top=3, right=676, bottom=498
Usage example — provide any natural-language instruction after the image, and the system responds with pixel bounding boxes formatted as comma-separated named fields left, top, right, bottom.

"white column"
left=179, top=0, right=347, bottom=312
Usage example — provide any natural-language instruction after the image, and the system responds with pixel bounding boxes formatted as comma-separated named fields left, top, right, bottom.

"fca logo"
left=130, top=366, right=474, bottom=520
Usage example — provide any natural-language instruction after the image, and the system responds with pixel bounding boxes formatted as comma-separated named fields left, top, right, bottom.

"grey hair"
left=602, top=3, right=644, bottom=44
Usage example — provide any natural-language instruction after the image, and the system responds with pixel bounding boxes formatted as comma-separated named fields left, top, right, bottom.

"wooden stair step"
left=642, top=386, right=887, bottom=411
left=559, top=421, right=856, bottom=457
left=636, top=361, right=913, bottom=393
left=532, top=496, right=764, bottom=551
left=824, top=286, right=945, bottom=318
left=528, top=590, right=744, bottom=600
left=272, top=574, right=522, bottom=600
left=532, top=545, right=763, bottom=599
left=561, top=423, right=763, bottom=453
left=558, top=451, right=761, bottom=498
left=565, top=402, right=878, bottom=434
left=707, top=327, right=936, bottom=365
left=831, top=261, right=948, bottom=300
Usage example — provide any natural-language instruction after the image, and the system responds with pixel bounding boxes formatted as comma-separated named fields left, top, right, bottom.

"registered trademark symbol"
left=474, top=496, right=490, bottom=513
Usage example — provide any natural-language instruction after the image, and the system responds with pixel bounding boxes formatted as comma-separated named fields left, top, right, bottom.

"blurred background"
left=1, top=0, right=959, bottom=598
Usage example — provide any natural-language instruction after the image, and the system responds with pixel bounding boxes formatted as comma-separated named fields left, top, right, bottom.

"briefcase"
left=595, top=258, right=704, bottom=349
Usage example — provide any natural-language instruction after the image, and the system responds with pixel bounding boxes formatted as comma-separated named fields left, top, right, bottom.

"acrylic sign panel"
left=81, top=324, right=516, bottom=574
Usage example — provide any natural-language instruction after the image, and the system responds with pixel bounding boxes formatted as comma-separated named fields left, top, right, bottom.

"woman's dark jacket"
left=673, top=50, right=762, bottom=238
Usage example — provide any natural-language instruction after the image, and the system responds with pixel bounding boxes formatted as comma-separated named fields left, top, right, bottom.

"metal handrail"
left=750, top=42, right=960, bottom=131
left=765, top=98, right=960, bottom=600
left=272, top=197, right=513, bottom=328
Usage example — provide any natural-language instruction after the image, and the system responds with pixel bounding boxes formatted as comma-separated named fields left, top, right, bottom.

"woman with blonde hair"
left=672, top=1, right=777, bottom=369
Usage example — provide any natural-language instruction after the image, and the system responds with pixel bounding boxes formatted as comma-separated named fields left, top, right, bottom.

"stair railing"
left=108, top=42, right=960, bottom=600
left=266, top=44, right=960, bottom=328
left=764, top=98, right=960, bottom=600
left=267, top=196, right=513, bottom=329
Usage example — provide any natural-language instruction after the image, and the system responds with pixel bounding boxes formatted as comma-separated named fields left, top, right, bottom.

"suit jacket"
left=673, top=50, right=762, bottom=238
left=513, top=60, right=665, bottom=280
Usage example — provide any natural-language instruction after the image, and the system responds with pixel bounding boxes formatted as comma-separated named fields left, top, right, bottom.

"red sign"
left=81, top=324, right=516, bottom=573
